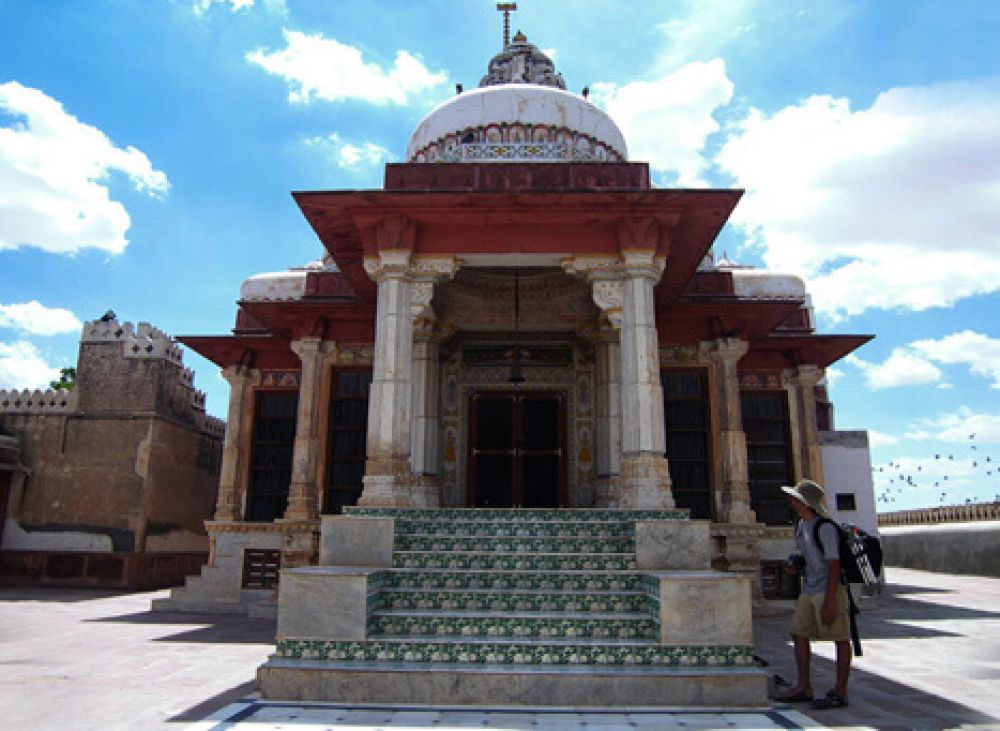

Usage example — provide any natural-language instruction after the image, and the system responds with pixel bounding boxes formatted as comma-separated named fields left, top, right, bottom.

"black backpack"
left=813, top=518, right=884, bottom=586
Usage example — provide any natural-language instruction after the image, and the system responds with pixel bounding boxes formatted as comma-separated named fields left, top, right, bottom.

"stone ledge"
left=257, top=660, right=768, bottom=707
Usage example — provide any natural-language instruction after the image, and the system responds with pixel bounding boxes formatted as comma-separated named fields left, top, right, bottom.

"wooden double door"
left=468, top=391, right=566, bottom=508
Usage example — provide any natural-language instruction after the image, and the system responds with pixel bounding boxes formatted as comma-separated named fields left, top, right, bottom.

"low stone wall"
left=881, top=521, right=1000, bottom=578
left=0, top=550, right=208, bottom=589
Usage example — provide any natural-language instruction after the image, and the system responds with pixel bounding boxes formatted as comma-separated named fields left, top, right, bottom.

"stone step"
left=394, top=534, right=634, bottom=553
left=258, top=658, right=767, bottom=707
left=393, top=551, right=636, bottom=571
left=373, top=588, right=652, bottom=613
left=395, top=522, right=635, bottom=538
left=387, top=569, right=655, bottom=592
left=274, top=638, right=752, bottom=667
left=347, top=507, right=687, bottom=522
left=368, top=611, right=658, bottom=640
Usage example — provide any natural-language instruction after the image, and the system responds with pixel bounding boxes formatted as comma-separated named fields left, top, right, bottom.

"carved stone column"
left=410, top=316, right=442, bottom=507
left=702, top=337, right=755, bottom=524
left=215, top=365, right=259, bottom=521
left=563, top=245, right=673, bottom=509
left=283, top=337, right=334, bottom=521
left=593, top=323, right=622, bottom=507
left=360, top=244, right=459, bottom=507
left=794, top=364, right=825, bottom=483
left=359, top=249, right=416, bottom=506
left=618, top=250, right=673, bottom=508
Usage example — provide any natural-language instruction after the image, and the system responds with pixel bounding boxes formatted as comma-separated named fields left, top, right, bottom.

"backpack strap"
left=813, top=517, right=847, bottom=585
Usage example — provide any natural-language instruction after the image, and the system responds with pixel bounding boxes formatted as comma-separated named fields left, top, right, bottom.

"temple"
left=156, top=24, right=875, bottom=706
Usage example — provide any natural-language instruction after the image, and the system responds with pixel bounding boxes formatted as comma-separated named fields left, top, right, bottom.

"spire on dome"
left=479, top=30, right=566, bottom=89
left=496, top=3, right=517, bottom=48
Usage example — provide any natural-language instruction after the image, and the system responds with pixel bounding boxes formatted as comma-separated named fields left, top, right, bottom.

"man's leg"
left=833, top=639, right=851, bottom=700
left=777, top=633, right=813, bottom=700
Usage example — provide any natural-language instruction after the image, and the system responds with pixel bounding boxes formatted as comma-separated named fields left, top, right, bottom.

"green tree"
left=50, top=367, right=76, bottom=391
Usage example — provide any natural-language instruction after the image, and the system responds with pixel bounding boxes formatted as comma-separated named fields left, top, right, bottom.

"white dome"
left=406, top=84, right=628, bottom=163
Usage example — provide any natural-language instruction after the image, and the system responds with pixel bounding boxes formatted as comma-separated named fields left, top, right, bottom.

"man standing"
left=776, top=479, right=851, bottom=709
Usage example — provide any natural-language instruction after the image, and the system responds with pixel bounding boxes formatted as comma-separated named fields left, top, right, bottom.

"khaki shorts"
left=791, top=585, right=850, bottom=642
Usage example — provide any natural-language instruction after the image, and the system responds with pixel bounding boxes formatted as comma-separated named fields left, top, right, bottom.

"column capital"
left=221, top=364, right=259, bottom=386
left=701, top=337, right=749, bottom=364
left=364, top=253, right=462, bottom=285
left=795, top=364, right=824, bottom=387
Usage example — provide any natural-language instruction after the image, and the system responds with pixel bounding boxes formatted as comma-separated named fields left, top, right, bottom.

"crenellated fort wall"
left=0, top=316, right=225, bottom=588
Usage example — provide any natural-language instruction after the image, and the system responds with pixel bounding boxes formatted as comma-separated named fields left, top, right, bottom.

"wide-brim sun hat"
left=780, top=479, right=829, bottom=516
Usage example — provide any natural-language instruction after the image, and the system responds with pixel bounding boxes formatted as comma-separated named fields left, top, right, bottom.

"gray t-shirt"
left=797, top=516, right=840, bottom=595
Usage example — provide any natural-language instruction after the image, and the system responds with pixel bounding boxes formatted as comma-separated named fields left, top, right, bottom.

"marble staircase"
left=258, top=508, right=768, bottom=707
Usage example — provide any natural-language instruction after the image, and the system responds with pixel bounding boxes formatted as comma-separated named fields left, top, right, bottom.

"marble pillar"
left=563, top=250, right=673, bottom=509
left=617, top=251, right=674, bottom=509
left=283, top=337, right=334, bottom=521
left=359, top=250, right=416, bottom=506
left=409, top=317, right=442, bottom=507
left=594, top=325, right=622, bottom=508
left=794, top=364, right=825, bottom=484
left=702, top=338, right=755, bottom=525
left=359, top=250, right=459, bottom=507
left=214, top=365, right=259, bottom=521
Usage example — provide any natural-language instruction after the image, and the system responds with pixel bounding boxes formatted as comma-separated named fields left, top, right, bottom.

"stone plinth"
left=655, top=571, right=754, bottom=646
left=635, top=520, right=710, bottom=570
left=277, top=567, right=378, bottom=641
left=319, top=516, right=394, bottom=567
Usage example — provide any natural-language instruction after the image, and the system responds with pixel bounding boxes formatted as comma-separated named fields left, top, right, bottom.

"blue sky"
left=2, top=0, right=999, bottom=511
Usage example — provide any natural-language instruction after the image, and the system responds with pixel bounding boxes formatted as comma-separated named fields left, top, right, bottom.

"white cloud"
left=247, top=30, right=447, bottom=105
left=304, top=133, right=392, bottom=171
left=910, top=330, right=1000, bottom=389
left=591, top=59, right=734, bottom=185
left=652, top=0, right=756, bottom=72
left=194, top=0, right=254, bottom=13
left=0, top=302, right=81, bottom=336
left=845, top=350, right=942, bottom=390
left=0, top=341, right=60, bottom=390
left=716, top=80, right=1000, bottom=320
left=904, top=407, right=1000, bottom=444
left=0, top=81, right=168, bottom=255
left=868, top=430, right=899, bottom=448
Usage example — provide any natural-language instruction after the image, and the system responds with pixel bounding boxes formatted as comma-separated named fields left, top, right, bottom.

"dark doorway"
left=468, top=392, right=565, bottom=508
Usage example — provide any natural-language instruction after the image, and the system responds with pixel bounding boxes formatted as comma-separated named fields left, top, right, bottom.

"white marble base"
left=257, top=661, right=768, bottom=707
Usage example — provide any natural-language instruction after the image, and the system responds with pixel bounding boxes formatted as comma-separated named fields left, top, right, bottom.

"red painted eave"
left=657, top=298, right=805, bottom=343
left=177, top=334, right=298, bottom=370
left=743, top=333, right=874, bottom=370
left=238, top=299, right=376, bottom=341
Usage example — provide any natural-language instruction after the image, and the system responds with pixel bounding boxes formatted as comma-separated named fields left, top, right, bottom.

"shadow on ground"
left=757, top=579, right=1000, bottom=728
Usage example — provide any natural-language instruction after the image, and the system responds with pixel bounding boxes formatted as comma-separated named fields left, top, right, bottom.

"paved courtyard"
left=0, top=567, right=998, bottom=730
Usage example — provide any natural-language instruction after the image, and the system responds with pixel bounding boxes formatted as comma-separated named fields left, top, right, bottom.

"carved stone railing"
left=879, top=502, right=1000, bottom=526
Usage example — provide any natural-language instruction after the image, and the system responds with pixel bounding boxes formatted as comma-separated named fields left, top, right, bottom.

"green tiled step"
left=394, top=534, right=634, bottom=554
left=395, top=521, right=635, bottom=538
left=346, top=507, right=688, bottom=522
left=369, top=610, right=657, bottom=640
left=372, top=588, right=653, bottom=613
left=276, top=638, right=754, bottom=667
left=387, top=569, right=649, bottom=592
left=393, top=551, right=636, bottom=571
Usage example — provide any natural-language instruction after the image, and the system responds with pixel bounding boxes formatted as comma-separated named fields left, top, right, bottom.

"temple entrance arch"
left=467, top=390, right=566, bottom=508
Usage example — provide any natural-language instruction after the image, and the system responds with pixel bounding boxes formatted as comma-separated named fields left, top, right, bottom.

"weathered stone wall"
left=0, top=317, right=224, bottom=569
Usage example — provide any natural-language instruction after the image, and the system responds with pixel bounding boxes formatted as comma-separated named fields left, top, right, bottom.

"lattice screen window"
left=661, top=370, right=712, bottom=520
left=323, top=369, right=372, bottom=514
left=246, top=390, right=298, bottom=522
left=741, top=391, right=795, bottom=525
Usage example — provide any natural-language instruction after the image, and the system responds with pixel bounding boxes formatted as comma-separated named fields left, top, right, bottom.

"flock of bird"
left=874, top=433, right=1000, bottom=506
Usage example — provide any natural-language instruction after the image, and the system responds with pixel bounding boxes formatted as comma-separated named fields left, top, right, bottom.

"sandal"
left=812, top=690, right=849, bottom=709
left=776, top=689, right=814, bottom=702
